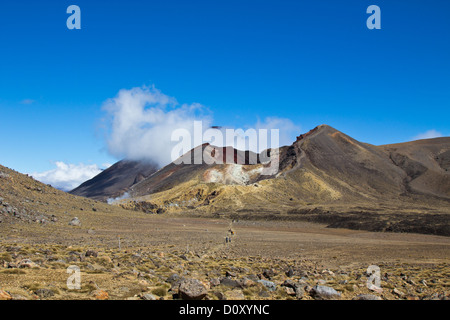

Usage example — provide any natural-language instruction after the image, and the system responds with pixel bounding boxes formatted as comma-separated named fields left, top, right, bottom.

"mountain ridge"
left=67, top=124, right=450, bottom=236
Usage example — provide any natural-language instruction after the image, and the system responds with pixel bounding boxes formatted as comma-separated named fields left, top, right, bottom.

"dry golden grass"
left=0, top=164, right=449, bottom=300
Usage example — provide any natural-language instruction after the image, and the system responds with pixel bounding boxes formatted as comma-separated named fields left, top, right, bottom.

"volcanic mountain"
left=70, top=160, right=158, bottom=202
left=124, top=124, right=450, bottom=203
left=71, top=125, right=450, bottom=235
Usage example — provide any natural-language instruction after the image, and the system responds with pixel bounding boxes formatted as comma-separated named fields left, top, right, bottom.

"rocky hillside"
left=0, top=164, right=135, bottom=228
left=109, top=125, right=450, bottom=235
left=70, top=160, right=158, bottom=202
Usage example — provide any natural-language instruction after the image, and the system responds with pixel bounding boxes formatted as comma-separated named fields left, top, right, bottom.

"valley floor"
left=1, top=214, right=449, bottom=300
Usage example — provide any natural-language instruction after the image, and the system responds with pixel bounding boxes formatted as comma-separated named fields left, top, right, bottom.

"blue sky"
left=0, top=0, right=449, bottom=189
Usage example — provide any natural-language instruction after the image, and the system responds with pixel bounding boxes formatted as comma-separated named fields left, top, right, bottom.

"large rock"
left=220, top=277, right=242, bottom=288
left=281, top=279, right=305, bottom=298
left=257, top=280, right=277, bottom=292
left=18, top=259, right=39, bottom=268
left=310, top=285, right=341, bottom=300
left=178, top=279, right=208, bottom=300
left=35, top=288, right=54, bottom=299
left=69, top=217, right=81, bottom=226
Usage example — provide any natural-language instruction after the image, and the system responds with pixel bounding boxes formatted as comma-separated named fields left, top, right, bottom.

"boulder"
left=257, top=280, right=277, bottom=292
left=178, top=279, right=208, bottom=300
left=220, top=277, right=242, bottom=288
left=310, top=285, right=341, bottom=300
left=353, top=294, right=382, bottom=300
left=18, top=259, right=39, bottom=268
left=35, top=288, right=54, bottom=299
left=85, top=250, right=98, bottom=257
left=69, top=217, right=81, bottom=226
left=224, top=289, right=245, bottom=300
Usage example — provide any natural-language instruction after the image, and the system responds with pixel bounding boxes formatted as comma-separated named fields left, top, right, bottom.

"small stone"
left=138, top=279, right=150, bottom=286
left=69, top=217, right=81, bottom=226
left=262, top=269, right=276, bottom=279
left=10, top=293, right=27, bottom=300
left=167, top=273, right=181, bottom=284
left=210, top=278, right=220, bottom=287
left=241, top=278, right=256, bottom=288
left=246, top=274, right=260, bottom=282
left=321, top=270, right=335, bottom=276
left=142, top=293, right=158, bottom=300
left=224, top=290, right=245, bottom=300
left=367, top=283, right=383, bottom=293
left=0, top=290, right=12, bottom=300
left=18, top=259, right=39, bottom=268
left=92, top=289, right=109, bottom=300
left=286, top=268, right=294, bottom=277
left=35, top=289, right=54, bottom=299
left=6, top=246, right=22, bottom=252
left=257, top=280, right=277, bottom=292
left=220, top=277, right=242, bottom=288
left=392, top=288, right=405, bottom=298
left=85, top=250, right=98, bottom=257
left=407, top=279, right=416, bottom=286
left=258, top=290, right=270, bottom=298
left=295, top=286, right=305, bottom=299
left=285, top=287, right=296, bottom=296
left=214, top=291, right=226, bottom=300
left=353, top=294, right=382, bottom=300
left=281, top=279, right=297, bottom=289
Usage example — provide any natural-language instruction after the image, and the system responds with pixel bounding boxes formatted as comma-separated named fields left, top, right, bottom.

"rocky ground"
left=1, top=215, right=449, bottom=301
left=0, top=241, right=449, bottom=301
left=0, top=164, right=449, bottom=300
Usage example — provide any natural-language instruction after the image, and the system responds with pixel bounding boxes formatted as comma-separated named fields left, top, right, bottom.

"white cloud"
left=101, top=163, right=113, bottom=169
left=102, top=85, right=301, bottom=166
left=205, top=117, right=300, bottom=153
left=102, top=86, right=213, bottom=167
left=254, top=117, right=301, bottom=148
left=106, top=192, right=130, bottom=205
left=31, top=162, right=104, bottom=191
left=412, top=129, right=443, bottom=141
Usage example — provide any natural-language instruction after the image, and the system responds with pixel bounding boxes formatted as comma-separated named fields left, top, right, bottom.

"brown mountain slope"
left=380, top=137, right=450, bottom=199
left=127, top=125, right=449, bottom=203
left=114, top=125, right=449, bottom=235
left=70, top=159, right=158, bottom=202
left=0, top=163, right=138, bottom=228
left=1, top=163, right=450, bottom=300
